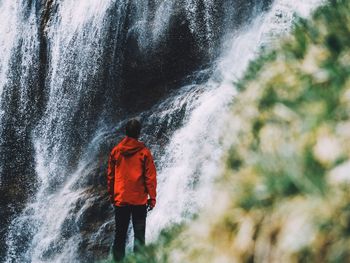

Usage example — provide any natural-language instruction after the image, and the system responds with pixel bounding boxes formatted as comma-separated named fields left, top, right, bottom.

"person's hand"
left=147, top=199, right=155, bottom=212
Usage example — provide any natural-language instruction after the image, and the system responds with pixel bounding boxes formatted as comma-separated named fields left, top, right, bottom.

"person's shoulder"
left=110, top=137, right=125, bottom=155
left=110, top=146, right=118, bottom=156
left=110, top=143, right=121, bottom=156
left=141, top=145, right=153, bottom=156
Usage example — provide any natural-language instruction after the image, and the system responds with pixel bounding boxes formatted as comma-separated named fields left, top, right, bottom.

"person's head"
left=125, top=118, right=141, bottom=139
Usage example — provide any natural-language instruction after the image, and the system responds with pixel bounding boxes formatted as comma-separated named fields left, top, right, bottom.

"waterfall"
left=0, top=0, right=322, bottom=262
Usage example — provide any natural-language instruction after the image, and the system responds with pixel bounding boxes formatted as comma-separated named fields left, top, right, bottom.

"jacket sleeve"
left=144, top=149, right=157, bottom=207
left=107, top=151, right=115, bottom=202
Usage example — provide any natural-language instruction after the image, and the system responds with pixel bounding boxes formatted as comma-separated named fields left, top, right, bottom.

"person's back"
left=107, top=119, right=157, bottom=261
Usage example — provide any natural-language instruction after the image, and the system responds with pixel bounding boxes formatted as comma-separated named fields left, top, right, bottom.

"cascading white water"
left=2, top=0, right=323, bottom=262
left=0, top=3, right=41, bottom=257
left=0, top=1, right=22, bottom=102
left=0, top=0, right=40, bottom=137
left=34, top=0, right=113, bottom=194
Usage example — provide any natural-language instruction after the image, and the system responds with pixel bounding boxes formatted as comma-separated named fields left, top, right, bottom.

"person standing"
left=107, top=119, right=157, bottom=261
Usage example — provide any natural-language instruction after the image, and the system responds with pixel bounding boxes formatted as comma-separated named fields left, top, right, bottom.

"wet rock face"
left=118, top=0, right=274, bottom=113
left=120, top=15, right=206, bottom=113
left=76, top=188, right=115, bottom=262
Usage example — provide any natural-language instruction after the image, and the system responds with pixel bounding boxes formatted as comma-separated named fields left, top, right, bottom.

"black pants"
left=113, top=205, right=147, bottom=261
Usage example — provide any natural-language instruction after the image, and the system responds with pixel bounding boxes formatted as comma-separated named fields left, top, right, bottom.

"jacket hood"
left=117, top=136, right=145, bottom=156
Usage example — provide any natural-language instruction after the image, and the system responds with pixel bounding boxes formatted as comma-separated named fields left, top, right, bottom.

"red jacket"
left=107, top=136, right=157, bottom=207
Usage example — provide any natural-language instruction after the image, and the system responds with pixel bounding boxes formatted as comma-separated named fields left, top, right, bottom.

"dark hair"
left=125, top=118, right=141, bottom=139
